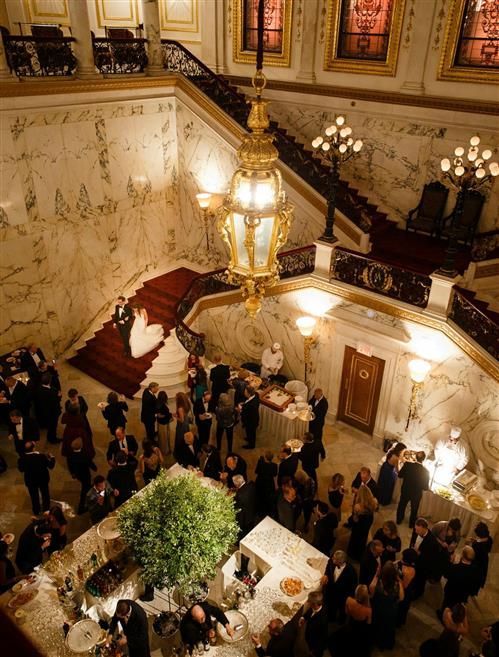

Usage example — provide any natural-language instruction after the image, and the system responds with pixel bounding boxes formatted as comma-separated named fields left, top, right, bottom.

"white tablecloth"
left=258, top=405, right=308, bottom=450
left=419, top=489, right=499, bottom=537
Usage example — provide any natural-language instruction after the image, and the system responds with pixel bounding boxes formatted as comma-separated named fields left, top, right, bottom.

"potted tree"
left=118, top=472, right=238, bottom=635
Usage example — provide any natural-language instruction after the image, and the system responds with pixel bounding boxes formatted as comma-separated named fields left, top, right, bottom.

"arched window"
left=233, top=0, right=293, bottom=66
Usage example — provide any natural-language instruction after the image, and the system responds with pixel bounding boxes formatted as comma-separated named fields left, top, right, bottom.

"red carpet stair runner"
left=68, top=268, right=199, bottom=398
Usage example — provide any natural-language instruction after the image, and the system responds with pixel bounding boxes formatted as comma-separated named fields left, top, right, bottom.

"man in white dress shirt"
left=260, top=342, right=284, bottom=379
left=434, top=426, right=470, bottom=480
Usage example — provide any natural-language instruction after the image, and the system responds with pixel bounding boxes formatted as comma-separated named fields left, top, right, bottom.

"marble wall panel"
left=268, top=101, right=499, bottom=231
left=0, top=119, right=28, bottom=227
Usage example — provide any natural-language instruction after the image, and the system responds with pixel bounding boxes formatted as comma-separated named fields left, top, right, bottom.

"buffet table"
left=258, top=404, right=309, bottom=449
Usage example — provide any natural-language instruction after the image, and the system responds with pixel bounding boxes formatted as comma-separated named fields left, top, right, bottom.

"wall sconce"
left=196, top=192, right=215, bottom=251
left=405, top=358, right=431, bottom=431
left=296, top=316, right=317, bottom=386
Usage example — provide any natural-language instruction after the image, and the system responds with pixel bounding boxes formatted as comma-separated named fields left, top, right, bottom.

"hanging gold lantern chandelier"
left=217, top=3, right=293, bottom=318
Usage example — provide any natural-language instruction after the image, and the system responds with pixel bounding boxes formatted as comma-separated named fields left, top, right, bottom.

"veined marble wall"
left=196, top=289, right=499, bottom=476
left=0, top=99, right=179, bottom=355
left=266, top=100, right=499, bottom=232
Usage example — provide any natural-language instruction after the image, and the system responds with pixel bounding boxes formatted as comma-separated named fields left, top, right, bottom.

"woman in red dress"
left=61, top=402, right=95, bottom=465
left=186, top=353, right=200, bottom=401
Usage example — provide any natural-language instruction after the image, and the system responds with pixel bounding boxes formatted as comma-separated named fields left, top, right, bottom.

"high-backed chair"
left=441, top=189, right=485, bottom=245
left=406, top=181, right=449, bottom=237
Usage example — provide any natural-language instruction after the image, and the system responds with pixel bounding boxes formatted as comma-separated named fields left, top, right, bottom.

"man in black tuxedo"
left=181, top=601, right=233, bottom=651
left=312, top=501, right=338, bottom=556
left=17, top=442, right=55, bottom=515
left=106, top=427, right=138, bottom=467
left=251, top=617, right=298, bottom=657
left=194, top=390, right=213, bottom=445
left=233, top=474, right=257, bottom=537
left=8, top=409, right=40, bottom=454
left=440, top=546, right=480, bottom=612
left=20, top=343, right=46, bottom=379
left=67, top=437, right=97, bottom=514
left=359, top=539, right=384, bottom=585
left=299, top=431, right=321, bottom=484
left=308, top=388, right=328, bottom=460
left=113, top=296, right=134, bottom=357
left=221, top=453, right=247, bottom=489
left=209, top=354, right=230, bottom=408
left=109, top=599, right=151, bottom=657
left=322, top=549, right=358, bottom=623
left=174, top=430, right=200, bottom=469
left=277, top=444, right=299, bottom=486
left=410, top=517, right=440, bottom=598
left=199, top=443, right=222, bottom=480
left=15, top=520, right=52, bottom=574
left=34, top=372, right=61, bottom=443
left=140, top=382, right=159, bottom=440
left=107, top=451, right=138, bottom=507
left=240, top=385, right=260, bottom=449
left=396, top=450, right=429, bottom=527
left=300, top=591, right=328, bottom=657
left=5, top=376, right=31, bottom=417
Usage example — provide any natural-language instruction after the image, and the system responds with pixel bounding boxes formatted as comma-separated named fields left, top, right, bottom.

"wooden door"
left=337, top=346, right=385, bottom=435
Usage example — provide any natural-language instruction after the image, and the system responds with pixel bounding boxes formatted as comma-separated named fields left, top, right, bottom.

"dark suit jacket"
left=308, top=396, right=328, bottom=429
left=20, top=348, right=46, bottom=376
left=193, top=398, right=213, bottom=429
left=312, top=512, right=338, bottom=556
left=443, top=562, right=480, bottom=606
left=180, top=601, right=229, bottom=648
left=67, top=450, right=96, bottom=482
left=18, top=451, right=55, bottom=486
left=351, top=473, right=379, bottom=501
left=107, top=464, right=137, bottom=506
left=300, top=441, right=320, bottom=472
left=323, top=560, right=357, bottom=610
left=410, top=530, right=440, bottom=580
left=8, top=417, right=40, bottom=453
left=241, top=395, right=260, bottom=429
left=359, top=549, right=382, bottom=585
left=278, top=454, right=299, bottom=485
left=200, top=449, right=222, bottom=480
left=109, top=600, right=150, bottom=657
left=303, top=605, right=328, bottom=657
left=209, top=364, right=231, bottom=396
left=235, top=480, right=257, bottom=536
left=255, top=617, right=298, bottom=657
left=35, top=384, right=61, bottom=424
left=15, top=524, right=46, bottom=574
left=140, top=389, right=157, bottom=424
left=174, top=440, right=200, bottom=469
left=113, top=304, right=133, bottom=328
left=8, top=380, right=31, bottom=416
left=106, top=435, right=138, bottom=464
left=223, top=456, right=247, bottom=488
left=398, top=461, right=429, bottom=497
left=102, top=401, right=129, bottom=432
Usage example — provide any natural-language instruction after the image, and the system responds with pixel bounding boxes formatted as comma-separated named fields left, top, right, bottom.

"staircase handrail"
left=449, top=287, right=499, bottom=361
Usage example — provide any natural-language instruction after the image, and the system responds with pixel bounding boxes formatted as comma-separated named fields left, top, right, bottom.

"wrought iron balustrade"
left=330, top=247, right=431, bottom=308
left=175, top=245, right=317, bottom=355
left=3, top=35, right=76, bottom=77
left=449, top=289, right=499, bottom=361
left=93, top=37, right=148, bottom=74
left=471, top=230, right=499, bottom=262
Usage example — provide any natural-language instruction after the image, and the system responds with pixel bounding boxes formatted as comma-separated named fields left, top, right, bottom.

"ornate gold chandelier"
left=217, top=2, right=293, bottom=318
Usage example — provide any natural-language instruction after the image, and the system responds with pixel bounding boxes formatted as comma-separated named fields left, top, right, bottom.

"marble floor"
left=0, top=361, right=497, bottom=656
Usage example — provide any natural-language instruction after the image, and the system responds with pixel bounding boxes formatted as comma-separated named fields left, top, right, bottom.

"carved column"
left=142, top=0, right=164, bottom=76
left=400, top=0, right=437, bottom=94
left=67, top=0, right=97, bottom=78
left=297, top=0, right=320, bottom=83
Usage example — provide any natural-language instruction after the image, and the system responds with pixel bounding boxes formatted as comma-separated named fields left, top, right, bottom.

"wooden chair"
left=441, top=189, right=485, bottom=246
left=406, top=181, right=449, bottom=237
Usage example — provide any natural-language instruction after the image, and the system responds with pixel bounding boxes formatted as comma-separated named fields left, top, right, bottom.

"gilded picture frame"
left=438, top=0, right=499, bottom=84
left=233, top=0, right=293, bottom=67
left=324, top=0, right=406, bottom=76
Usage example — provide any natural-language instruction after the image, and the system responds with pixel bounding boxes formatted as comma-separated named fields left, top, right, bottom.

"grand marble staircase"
left=68, top=268, right=199, bottom=398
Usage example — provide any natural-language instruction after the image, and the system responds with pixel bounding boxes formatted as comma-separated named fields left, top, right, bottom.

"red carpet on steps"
left=68, top=268, right=199, bottom=398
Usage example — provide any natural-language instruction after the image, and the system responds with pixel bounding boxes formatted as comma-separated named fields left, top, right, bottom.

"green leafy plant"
left=117, top=472, right=238, bottom=590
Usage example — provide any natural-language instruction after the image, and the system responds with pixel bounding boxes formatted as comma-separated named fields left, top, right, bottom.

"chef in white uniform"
left=434, top=426, right=470, bottom=480
left=260, top=342, right=284, bottom=379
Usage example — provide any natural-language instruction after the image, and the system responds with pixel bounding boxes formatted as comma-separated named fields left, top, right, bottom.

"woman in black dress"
left=255, top=450, right=277, bottom=518
left=370, top=562, right=404, bottom=651
left=328, top=472, right=345, bottom=522
left=373, top=521, right=401, bottom=562
left=65, top=388, right=92, bottom=437
left=347, top=486, right=377, bottom=561
left=377, top=451, right=399, bottom=506
left=102, top=391, right=128, bottom=435
left=471, top=521, right=493, bottom=592
left=156, top=390, right=172, bottom=457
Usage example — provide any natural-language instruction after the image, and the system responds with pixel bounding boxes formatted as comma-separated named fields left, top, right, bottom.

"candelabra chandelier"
left=439, top=135, right=498, bottom=276
left=312, top=116, right=363, bottom=242
left=217, top=2, right=293, bottom=318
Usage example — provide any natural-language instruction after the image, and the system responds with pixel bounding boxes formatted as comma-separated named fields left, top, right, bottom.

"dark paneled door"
left=337, top=345, right=385, bottom=435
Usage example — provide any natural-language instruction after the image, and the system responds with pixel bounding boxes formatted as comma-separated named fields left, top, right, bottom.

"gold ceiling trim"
left=223, top=75, right=499, bottom=116
left=438, top=0, right=499, bottom=85
left=188, top=276, right=499, bottom=382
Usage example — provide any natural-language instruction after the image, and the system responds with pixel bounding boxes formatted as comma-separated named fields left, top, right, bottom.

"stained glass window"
left=337, top=0, right=393, bottom=61
left=455, top=0, right=499, bottom=69
left=243, top=0, right=285, bottom=54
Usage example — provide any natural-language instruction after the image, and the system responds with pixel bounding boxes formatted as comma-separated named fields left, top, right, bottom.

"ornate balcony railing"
left=175, top=245, right=316, bottom=356
left=161, top=39, right=374, bottom=233
left=449, top=289, right=499, bottom=361
left=3, top=35, right=76, bottom=77
left=93, top=37, right=148, bottom=74
left=471, top=230, right=499, bottom=262
left=330, top=247, right=431, bottom=308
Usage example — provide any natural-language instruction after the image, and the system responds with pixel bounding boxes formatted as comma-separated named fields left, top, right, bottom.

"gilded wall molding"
left=438, top=0, right=499, bottom=84
left=24, top=0, right=70, bottom=25
left=232, top=0, right=293, bottom=67
left=95, top=0, right=139, bottom=29
left=324, top=0, right=406, bottom=77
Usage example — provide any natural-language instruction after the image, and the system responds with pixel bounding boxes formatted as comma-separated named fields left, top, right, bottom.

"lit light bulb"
left=340, top=128, right=348, bottom=138
left=475, top=158, right=484, bottom=166
left=339, top=143, right=347, bottom=153
left=454, top=146, right=465, bottom=157
left=482, top=149, right=492, bottom=160
left=316, top=136, right=324, bottom=146
left=470, top=135, right=480, bottom=146
left=322, top=142, right=330, bottom=151
left=353, top=139, right=363, bottom=152
left=467, top=150, right=477, bottom=162
left=475, top=168, right=485, bottom=179
left=489, top=162, right=499, bottom=176
left=344, top=127, right=352, bottom=136
left=455, top=165, right=465, bottom=176
left=325, top=125, right=337, bottom=136
left=441, top=158, right=451, bottom=172
left=312, top=138, right=319, bottom=148
left=347, top=137, right=354, bottom=146
left=336, top=116, right=345, bottom=126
